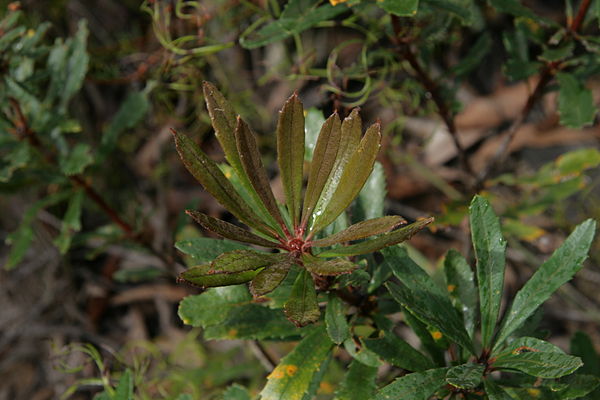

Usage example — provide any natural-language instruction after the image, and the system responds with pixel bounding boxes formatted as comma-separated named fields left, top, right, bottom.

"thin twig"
left=390, top=16, right=475, bottom=182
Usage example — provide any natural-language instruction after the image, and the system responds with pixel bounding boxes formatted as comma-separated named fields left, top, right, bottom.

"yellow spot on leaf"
left=228, top=329, right=238, bottom=338
left=447, top=284, right=456, bottom=293
left=286, top=365, right=298, bottom=376
left=319, top=381, right=335, bottom=394
left=431, top=331, right=443, bottom=340
left=329, top=0, right=349, bottom=5
left=268, top=369, right=285, bottom=379
left=27, top=29, right=35, bottom=37
left=527, top=388, right=541, bottom=397
left=183, top=319, right=190, bottom=325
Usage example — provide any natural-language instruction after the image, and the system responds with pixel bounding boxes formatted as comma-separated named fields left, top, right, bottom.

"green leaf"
left=333, top=360, right=377, bottom=400
left=179, top=286, right=251, bottom=328
left=186, top=210, right=279, bottom=247
left=343, top=338, right=381, bottom=367
left=451, top=33, right=492, bottom=77
left=301, top=113, right=342, bottom=226
left=312, top=216, right=405, bottom=248
left=0, top=141, right=29, bottom=182
left=172, top=129, right=276, bottom=236
left=60, top=20, right=89, bottom=111
left=402, top=309, right=446, bottom=366
left=444, top=249, right=478, bottom=337
left=374, top=368, right=449, bottom=400
left=483, top=379, right=513, bottom=400
left=113, top=370, right=133, bottom=400
left=355, top=161, right=386, bottom=221
left=100, top=89, right=150, bottom=158
left=249, top=258, right=294, bottom=297
left=304, top=108, right=326, bottom=161
left=493, top=351, right=582, bottom=378
left=203, top=82, right=281, bottom=234
left=210, top=250, right=285, bottom=273
left=277, top=93, right=305, bottom=228
left=60, top=143, right=94, bottom=175
left=303, top=256, right=356, bottom=276
left=493, top=219, right=596, bottom=349
left=317, top=218, right=433, bottom=257
left=284, top=269, right=320, bottom=326
left=240, top=0, right=348, bottom=49
left=445, top=363, right=485, bottom=389
left=377, top=0, right=419, bottom=16
left=178, top=264, right=260, bottom=288
left=235, top=117, right=286, bottom=228
left=384, top=246, right=475, bottom=354
left=469, top=195, right=506, bottom=349
left=496, top=337, right=564, bottom=358
left=363, top=331, right=434, bottom=372
left=175, top=237, right=247, bottom=264
left=222, top=384, right=251, bottom=400
left=260, top=326, right=333, bottom=400
left=488, top=0, right=537, bottom=19
left=325, top=294, right=350, bottom=345
left=556, top=148, right=600, bottom=176
left=571, top=331, right=600, bottom=376
left=54, top=189, right=84, bottom=254
left=557, top=73, right=597, bottom=129
left=548, top=374, right=600, bottom=400
left=310, top=123, right=381, bottom=234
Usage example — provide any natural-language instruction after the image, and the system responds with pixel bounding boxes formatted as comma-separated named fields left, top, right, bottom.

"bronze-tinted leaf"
left=235, top=117, right=286, bottom=229
left=277, top=93, right=305, bottom=228
left=186, top=210, right=280, bottom=248
left=284, top=269, right=320, bottom=327
left=249, top=258, right=295, bottom=297
left=301, top=112, right=342, bottom=228
left=210, top=249, right=286, bottom=274
left=311, top=122, right=381, bottom=234
left=310, top=109, right=362, bottom=233
left=179, top=264, right=260, bottom=288
left=172, top=129, right=276, bottom=237
left=311, top=215, right=406, bottom=248
left=317, top=217, right=434, bottom=257
left=303, top=256, right=356, bottom=276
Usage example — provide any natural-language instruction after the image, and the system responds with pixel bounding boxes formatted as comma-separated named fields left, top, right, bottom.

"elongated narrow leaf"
left=311, top=109, right=362, bottom=233
left=250, top=258, right=294, bottom=297
left=172, top=129, right=275, bottom=236
left=54, top=189, right=84, bottom=254
left=343, top=338, right=381, bottom=367
left=374, top=368, right=449, bottom=400
left=363, top=331, right=434, bottom=372
left=303, top=256, right=356, bottom=276
left=186, top=210, right=279, bottom=248
left=114, top=369, right=133, bottom=400
left=445, top=363, right=485, bottom=389
left=260, top=326, right=333, bottom=400
left=494, top=351, right=582, bottom=378
left=210, top=250, right=285, bottom=273
left=483, top=379, right=513, bottom=400
left=235, top=117, right=286, bottom=228
left=333, top=360, right=377, bottom=400
left=325, top=294, right=350, bottom=345
left=493, top=219, right=596, bottom=349
left=311, top=123, right=381, bottom=233
left=402, top=309, right=446, bottom=366
left=317, top=218, right=433, bottom=257
left=469, top=195, right=506, bottom=349
left=175, top=237, right=247, bottom=264
left=355, top=161, right=386, bottom=221
left=284, top=269, right=320, bottom=326
left=178, top=264, right=260, bottom=288
left=178, top=285, right=250, bottom=328
left=444, top=249, right=477, bottom=337
left=312, top=216, right=405, bottom=247
left=277, top=94, right=305, bottom=227
left=384, top=246, right=475, bottom=354
left=301, top=113, right=342, bottom=226
left=495, top=337, right=564, bottom=358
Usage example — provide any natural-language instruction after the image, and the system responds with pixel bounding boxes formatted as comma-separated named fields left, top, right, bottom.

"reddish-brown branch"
left=570, top=0, right=592, bottom=32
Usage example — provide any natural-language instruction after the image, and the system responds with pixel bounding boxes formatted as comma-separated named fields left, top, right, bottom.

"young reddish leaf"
left=186, top=210, right=280, bottom=248
left=172, top=129, right=276, bottom=237
left=284, top=268, right=320, bottom=326
left=249, top=258, right=295, bottom=297
left=179, top=264, right=260, bottom=288
left=310, top=109, right=361, bottom=232
left=311, top=215, right=406, bottom=247
left=235, top=117, right=286, bottom=230
left=277, top=93, right=305, bottom=228
left=303, top=255, right=356, bottom=276
left=311, top=122, right=381, bottom=234
left=210, top=249, right=285, bottom=274
left=301, top=112, right=342, bottom=227
left=317, top=218, right=433, bottom=258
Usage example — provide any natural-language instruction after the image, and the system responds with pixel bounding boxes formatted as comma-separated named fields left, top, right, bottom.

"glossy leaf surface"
left=494, top=351, right=582, bottom=378
left=363, top=331, right=434, bottom=372
left=178, top=264, right=259, bottom=288
left=493, top=219, right=596, bottom=349
left=284, top=269, right=320, bottom=326
left=469, top=195, right=506, bottom=349
left=312, top=216, right=405, bottom=248
left=325, top=294, right=350, bottom=345
left=445, top=363, right=485, bottom=389
left=444, top=249, right=477, bottom=337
